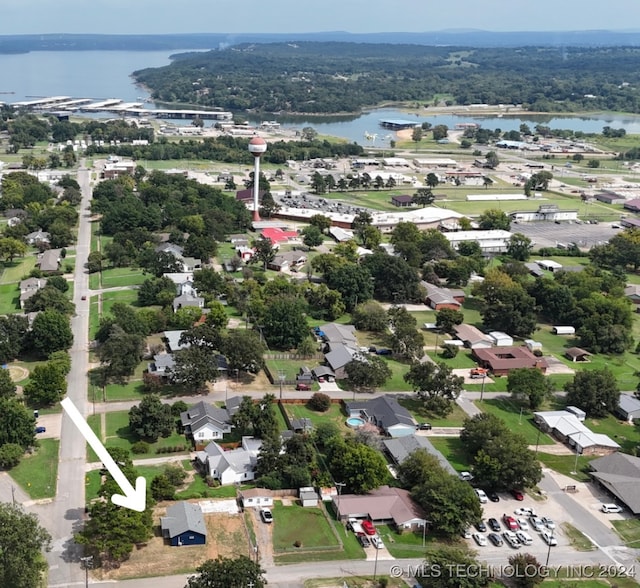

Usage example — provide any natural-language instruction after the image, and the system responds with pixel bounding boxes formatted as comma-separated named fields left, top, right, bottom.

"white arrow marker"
left=61, top=397, right=146, bottom=512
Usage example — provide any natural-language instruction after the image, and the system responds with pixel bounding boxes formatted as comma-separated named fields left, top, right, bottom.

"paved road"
left=33, top=165, right=93, bottom=587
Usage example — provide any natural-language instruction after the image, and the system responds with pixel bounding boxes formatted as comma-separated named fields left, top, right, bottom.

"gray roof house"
left=224, top=395, right=244, bottom=417
left=345, top=395, right=416, bottom=437
left=590, top=453, right=640, bottom=515
left=324, top=343, right=358, bottom=378
left=148, top=353, right=175, bottom=377
left=36, top=248, right=61, bottom=273
left=164, top=330, right=191, bottom=352
left=617, top=394, right=640, bottom=423
left=172, top=292, right=205, bottom=312
left=25, top=229, right=50, bottom=245
left=19, top=277, right=47, bottom=308
left=320, top=323, right=358, bottom=346
left=196, top=436, right=262, bottom=485
left=180, top=401, right=232, bottom=444
left=160, top=501, right=207, bottom=547
left=383, top=435, right=457, bottom=475
left=453, top=324, right=493, bottom=349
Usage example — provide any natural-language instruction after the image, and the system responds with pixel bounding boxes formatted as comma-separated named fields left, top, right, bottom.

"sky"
left=2, top=0, right=640, bottom=35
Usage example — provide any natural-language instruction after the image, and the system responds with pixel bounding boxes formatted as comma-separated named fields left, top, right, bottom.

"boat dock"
left=8, top=95, right=233, bottom=121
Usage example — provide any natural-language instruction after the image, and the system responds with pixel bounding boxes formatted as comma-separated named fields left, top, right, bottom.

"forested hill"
left=0, top=29, right=639, bottom=54
left=132, top=42, right=640, bottom=115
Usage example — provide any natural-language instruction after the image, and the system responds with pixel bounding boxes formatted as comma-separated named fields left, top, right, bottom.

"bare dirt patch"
left=8, top=365, right=29, bottom=382
left=94, top=503, right=251, bottom=581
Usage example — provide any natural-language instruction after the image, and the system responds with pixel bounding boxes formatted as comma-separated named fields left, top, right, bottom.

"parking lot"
left=511, top=220, right=621, bottom=249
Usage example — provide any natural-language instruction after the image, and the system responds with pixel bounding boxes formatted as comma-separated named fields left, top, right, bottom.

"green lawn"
left=536, top=452, right=598, bottom=482
left=397, top=396, right=468, bottom=427
left=477, top=398, right=556, bottom=445
left=101, top=289, right=139, bottom=316
left=271, top=502, right=340, bottom=552
left=99, top=267, right=148, bottom=289
left=585, top=414, right=640, bottom=455
left=175, top=477, right=242, bottom=500
left=375, top=523, right=436, bottom=558
left=0, top=255, right=37, bottom=284
left=0, top=283, right=20, bottom=314
left=286, top=402, right=349, bottom=430
left=103, top=381, right=146, bottom=402
left=612, top=518, right=640, bottom=548
left=89, top=295, right=100, bottom=339
left=11, top=439, right=59, bottom=499
left=428, top=437, right=469, bottom=472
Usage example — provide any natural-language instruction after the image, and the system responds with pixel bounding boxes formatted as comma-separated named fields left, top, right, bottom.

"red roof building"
left=261, top=227, right=299, bottom=244
left=472, top=346, right=547, bottom=376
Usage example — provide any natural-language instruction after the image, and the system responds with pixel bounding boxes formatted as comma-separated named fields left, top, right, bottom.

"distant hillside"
left=0, top=30, right=639, bottom=54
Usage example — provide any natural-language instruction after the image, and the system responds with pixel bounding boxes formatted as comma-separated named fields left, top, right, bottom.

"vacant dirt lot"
left=94, top=503, right=250, bottom=581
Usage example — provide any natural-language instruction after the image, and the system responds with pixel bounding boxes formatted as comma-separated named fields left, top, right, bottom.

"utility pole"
left=80, top=555, right=93, bottom=588
left=335, top=482, right=346, bottom=525
left=278, top=370, right=286, bottom=401
left=480, top=373, right=486, bottom=402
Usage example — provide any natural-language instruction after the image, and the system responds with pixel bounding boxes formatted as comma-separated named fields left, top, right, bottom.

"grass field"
left=272, top=502, right=339, bottom=552
left=0, top=255, right=37, bottom=284
left=428, top=437, right=469, bottom=472
left=536, top=452, right=598, bottom=481
left=612, top=518, right=640, bottom=548
left=585, top=414, right=640, bottom=455
left=398, top=396, right=469, bottom=427
left=11, top=439, right=59, bottom=499
left=476, top=397, right=556, bottom=445
left=285, top=402, right=349, bottom=431
left=0, top=283, right=20, bottom=314
left=375, top=522, right=437, bottom=558
left=97, top=267, right=148, bottom=289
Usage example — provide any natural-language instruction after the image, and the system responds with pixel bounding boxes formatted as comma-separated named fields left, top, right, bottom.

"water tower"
left=248, top=136, right=267, bottom=222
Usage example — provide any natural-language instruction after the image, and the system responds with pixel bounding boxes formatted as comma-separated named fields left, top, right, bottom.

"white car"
left=516, top=518, right=529, bottom=531
left=542, top=517, right=556, bottom=530
left=371, top=536, right=385, bottom=550
left=502, top=531, right=521, bottom=549
left=515, top=507, right=536, bottom=517
left=472, top=533, right=487, bottom=546
left=529, top=516, right=545, bottom=532
left=601, top=503, right=623, bottom=513
left=475, top=489, right=488, bottom=503
left=541, top=529, right=557, bottom=546
left=460, top=471, right=474, bottom=481
left=516, top=530, right=533, bottom=546
left=462, top=528, right=472, bottom=539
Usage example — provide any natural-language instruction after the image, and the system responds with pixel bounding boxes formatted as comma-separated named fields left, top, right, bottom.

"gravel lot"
left=511, top=220, right=621, bottom=249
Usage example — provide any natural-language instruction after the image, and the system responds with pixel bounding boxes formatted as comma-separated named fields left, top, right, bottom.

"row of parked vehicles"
left=347, top=518, right=385, bottom=549
left=466, top=508, right=557, bottom=549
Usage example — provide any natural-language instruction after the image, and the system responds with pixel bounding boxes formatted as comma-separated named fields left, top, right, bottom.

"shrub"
left=293, top=540, right=302, bottom=548
left=0, top=443, right=24, bottom=469
left=307, top=392, right=331, bottom=412
left=131, top=441, right=150, bottom=454
left=441, top=343, right=459, bottom=359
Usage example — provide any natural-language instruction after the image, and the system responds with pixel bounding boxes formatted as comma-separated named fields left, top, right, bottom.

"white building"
left=444, top=230, right=512, bottom=255
left=196, top=437, right=262, bottom=485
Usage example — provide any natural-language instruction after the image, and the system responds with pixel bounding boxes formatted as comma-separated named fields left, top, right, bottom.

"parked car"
left=516, top=530, right=533, bottom=546
left=502, top=514, right=519, bottom=531
left=81, top=295, right=87, bottom=300
left=488, top=532, right=503, bottom=546
left=541, top=517, right=556, bottom=530
left=260, top=509, right=273, bottom=523
left=357, top=534, right=371, bottom=548
left=601, top=503, right=623, bottom=513
left=515, top=507, right=536, bottom=517
left=459, top=471, right=473, bottom=481
left=371, top=536, right=385, bottom=549
left=416, top=422, right=432, bottom=430
left=510, top=489, right=525, bottom=501
left=361, top=520, right=376, bottom=536
left=35, top=426, right=46, bottom=434
left=461, top=528, right=472, bottom=539
left=487, top=490, right=500, bottom=503
left=529, top=516, right=545, bottom=532
left=295, top=382, right=310, bottom=391
left=488, top=518, right=501, bottom=532
left=541, top=529, right=557, bottom=546
left=475, top=520, right=487, bottom=532
left=472, top=533, right=487, bottom=547
left=516, top=518, right=529, bottom=531
left=475, top=489, right=488, bottom=503
left=376, top=348, right=392, bottom=355
left=503, top=531, right=522, bottom=549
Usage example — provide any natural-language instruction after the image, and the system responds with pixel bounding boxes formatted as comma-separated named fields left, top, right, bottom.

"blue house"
left=161, top=501, right=207, bottom=547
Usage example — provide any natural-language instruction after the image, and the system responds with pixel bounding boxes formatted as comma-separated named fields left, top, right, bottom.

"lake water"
left=3, top=50, right=640, bottom=144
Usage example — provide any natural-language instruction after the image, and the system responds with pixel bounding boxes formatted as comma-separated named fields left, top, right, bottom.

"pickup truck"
left=347, top=519, right=365, bottom=535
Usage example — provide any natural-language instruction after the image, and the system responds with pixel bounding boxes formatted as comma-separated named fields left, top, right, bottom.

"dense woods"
left=133, top=42, right=640, bottom=114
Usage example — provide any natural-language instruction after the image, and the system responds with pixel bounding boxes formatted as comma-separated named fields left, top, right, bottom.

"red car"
left=502, top=514, right=519, bottom=531
left=295, top=383, right=310, bottom=391
left=511, top=489, right=525, bottom=501
left=361, top=520, right=376, bottom=536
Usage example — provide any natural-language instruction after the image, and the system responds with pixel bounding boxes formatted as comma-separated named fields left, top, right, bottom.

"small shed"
left=566, top=406, right=586, bottom=422
left=537, top=260, right=563, bottom=272
left=565, top=347, right=591, bottom=362
left=524, top=339, right=543, bottom=352
left=552, top=326, right=575, bottom=335
left=442, top=340, right=465, bottom=347
left=488, top=331, right=514, bottom=347
left=617, top=394, right=640, bottom=423
left=299, top=487, right=319, bottom=507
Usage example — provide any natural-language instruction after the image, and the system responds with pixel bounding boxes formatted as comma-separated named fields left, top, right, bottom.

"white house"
left=524, top=339, right=543, bottom=352
left=239, top=488, right=274, bottom=509
left=196, top=437, right=263, bottom=485
left=180, top=401, right=232, bottom=443
left=443, top=230, right=513, bottom=255
left=488, top=331, right=513, bottom=347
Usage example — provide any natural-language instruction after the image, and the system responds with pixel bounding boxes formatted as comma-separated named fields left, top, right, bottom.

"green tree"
left=23, top=362, right=67, bottom=406
left=221, top=329, right=265, bottom=374
left=478, top=208, right=510, bottom=230
left=412, top=187, right=435, bottom=207
left=326, top=437, right=390, bottom=494
left=425, top=172, right=439, bottom=189
left=0, top=398, right=35, bottom=449
left=0, top=237, right=27, bottom=261
left=0, top=443, right=24, bottom=468
left=507, top=368, right=553, bottom=410
left=435, top=308, right=464, bottom=333
left=309, top=214, right=332, bottom=233
left=507, top=233, right=533, bottom=261
left=250, top=236, right=276, bottom=270
left=24, top=286, right=75, bottom=315
left=415, top=546, right=488, bottom=588
left=171, top=345, right=220, bottom=393
left=508, top=553, right=546, bottom=588
left=86, top=250, right=104, bottom=273
left=97, top=325, right=145, bottom=384
left=404, top=361, right=464, bottom=416
left=352, top=300, right=389, bottom=332
left=388, top=305, right=424, bottom=360
left=0, top=503, right=51, bottom=588
left=185, top=556, right=266, bottom=588
left=325, top=263, right=373, bottom=311
left=412, top=126, right=423, bottom=144
left=301, top=224, right=324, bottom=248
left=344, top=355, right=392, bottom=392
left=0, top=368, right=17, bottom=398
left=485, top=150, right=499, bottom=169
left=0, top=314, right=30, bottom=364
left=150, top=474, right=175, bottom=501
left=459, top=413, right=506, bottom=458
left=128, top=394, right=174, bottom=442
left=564, top=368, right=620, bottom=418
left=30, top=309, right=73, bottom=356
left=262, top=295, right=309, bottom=350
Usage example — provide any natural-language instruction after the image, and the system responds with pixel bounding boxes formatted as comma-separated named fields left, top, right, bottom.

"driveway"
left=248, top=507, right=274, bottom=566
left=33, top=412, right=62, bottom=440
